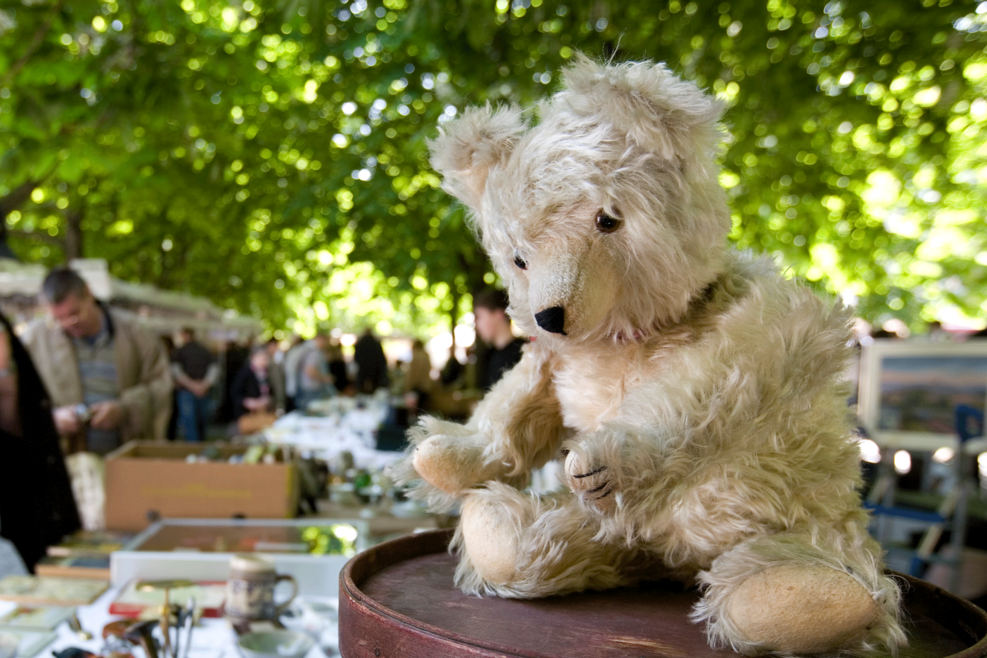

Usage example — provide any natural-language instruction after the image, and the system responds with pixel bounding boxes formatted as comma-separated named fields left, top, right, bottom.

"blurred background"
left=1, top=0, right=984, bottom=340
left=3, top=3, right=987, bottom=656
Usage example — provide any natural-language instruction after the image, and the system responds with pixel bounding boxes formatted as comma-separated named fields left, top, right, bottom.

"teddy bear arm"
left=390, top=417, right=490, bottom=512
left=394, top=345, right=564, bottom=511
left=477, top=347, right=567, bottom=478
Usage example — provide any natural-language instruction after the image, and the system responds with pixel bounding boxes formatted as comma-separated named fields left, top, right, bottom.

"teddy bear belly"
left=551, top=344, right=687, bottom=433
left=630, top=501, right=765, bottom=573
left=610, top=459, right=866, bottom=574
left=632, top=511, right=861, bottom=580
left=553, top=366, right=629, bottom=433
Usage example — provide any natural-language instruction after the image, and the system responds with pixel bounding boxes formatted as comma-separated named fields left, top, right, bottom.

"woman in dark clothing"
left=353, top=328, right=389, bottom=394
left=327, top=340, right=350, bottom=394
left=230, top=347, right=272, bottom=419
left=0, top=312, right=81, bottom=571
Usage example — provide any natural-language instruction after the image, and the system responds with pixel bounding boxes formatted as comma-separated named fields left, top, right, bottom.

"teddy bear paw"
left=564, top=449, right=617, bottom=513
left=413, top=433, right=498, bottom=495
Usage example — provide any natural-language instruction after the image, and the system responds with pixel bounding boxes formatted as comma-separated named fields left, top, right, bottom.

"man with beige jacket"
left=22, top=268, right=173, bottom=454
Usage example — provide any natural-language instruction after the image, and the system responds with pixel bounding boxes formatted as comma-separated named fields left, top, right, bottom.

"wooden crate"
left=104, top=441, right=298, bottom=531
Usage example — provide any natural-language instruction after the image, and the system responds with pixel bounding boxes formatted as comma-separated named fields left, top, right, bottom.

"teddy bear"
left=394, top=54, right=905, bottom=656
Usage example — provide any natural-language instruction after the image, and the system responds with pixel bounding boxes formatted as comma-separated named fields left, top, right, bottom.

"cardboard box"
left=105, top=442, right=299, bottom=531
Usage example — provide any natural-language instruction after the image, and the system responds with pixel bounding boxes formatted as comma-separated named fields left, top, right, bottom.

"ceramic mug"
left=225, top=554, right=298, bottom=621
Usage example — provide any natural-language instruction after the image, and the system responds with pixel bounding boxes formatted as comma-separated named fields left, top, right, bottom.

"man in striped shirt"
left=23, top=268, right=173, bottom=454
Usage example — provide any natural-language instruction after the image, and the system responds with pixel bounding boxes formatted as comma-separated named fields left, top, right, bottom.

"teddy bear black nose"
left=535, top=306, right=566, bottom=335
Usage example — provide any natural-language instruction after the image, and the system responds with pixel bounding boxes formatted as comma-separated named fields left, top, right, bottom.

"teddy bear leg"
left=452, top=481, right=635, bottom=598
left=693, top=523, right=905, bottom=656
left=720, top=564, right=878, bottom=655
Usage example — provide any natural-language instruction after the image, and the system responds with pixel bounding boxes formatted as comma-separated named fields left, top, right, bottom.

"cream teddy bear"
left=396, top=55, right=905, bottom=656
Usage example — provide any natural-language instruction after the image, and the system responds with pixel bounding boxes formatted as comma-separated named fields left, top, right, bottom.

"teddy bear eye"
left=596, top=210, right=622, bottom=234
left=513, top=254, right=527, bottom=270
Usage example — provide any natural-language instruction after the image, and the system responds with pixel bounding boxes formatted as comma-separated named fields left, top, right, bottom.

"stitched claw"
left=564, top=451, right=616, bottom=512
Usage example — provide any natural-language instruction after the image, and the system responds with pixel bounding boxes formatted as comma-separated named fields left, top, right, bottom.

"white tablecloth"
left=0, top=587, right=333, bottom=658
left=264, top=407, right=404, bottom=472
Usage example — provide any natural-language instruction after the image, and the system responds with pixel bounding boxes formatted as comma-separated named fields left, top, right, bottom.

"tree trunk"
left=0, top=180, right=39, bottom=224
left=64, top=208, right=83, bottom=261
left=449, top=288, right=460, bottom=353
left=0, top=180, right=41, bottom=261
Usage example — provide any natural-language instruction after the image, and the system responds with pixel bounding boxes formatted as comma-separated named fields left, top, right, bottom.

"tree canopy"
left=1, top=0, right=985, bottom=336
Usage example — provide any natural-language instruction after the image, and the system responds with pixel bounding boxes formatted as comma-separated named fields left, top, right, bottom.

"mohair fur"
left=395, top=55, right=906, bottom=656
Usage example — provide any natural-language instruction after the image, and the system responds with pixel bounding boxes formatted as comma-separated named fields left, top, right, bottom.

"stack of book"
left=33, top=530, right=134, bottom=580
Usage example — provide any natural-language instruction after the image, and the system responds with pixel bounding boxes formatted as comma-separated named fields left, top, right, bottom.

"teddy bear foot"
left=725, top=564, right=879, bottom=654
left=460, top=493, right=521, bottom=585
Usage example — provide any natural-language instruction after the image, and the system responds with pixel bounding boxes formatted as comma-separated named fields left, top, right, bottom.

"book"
left=34, top=555, right=111, bottom=581
left=46, top=530, right=134, bottom=558
left=0, top=576, right=108, bottom=606
left=108, top=580, right=226, bottom=619
left=0, top=629, right=57, bottom=657
left=0, top=606, right=75, bottom=631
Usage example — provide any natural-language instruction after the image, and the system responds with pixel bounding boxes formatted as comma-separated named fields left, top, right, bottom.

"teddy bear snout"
left=534, top=305, right=567, bottom=335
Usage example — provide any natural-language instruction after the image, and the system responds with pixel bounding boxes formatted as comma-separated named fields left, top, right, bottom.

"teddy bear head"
left=430, top=55, right=732, bottom=346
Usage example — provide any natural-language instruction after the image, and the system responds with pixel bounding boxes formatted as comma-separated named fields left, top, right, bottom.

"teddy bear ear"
left=428, top=103, right=527, bottom=212
left=558, top=53, right=725, bottom=161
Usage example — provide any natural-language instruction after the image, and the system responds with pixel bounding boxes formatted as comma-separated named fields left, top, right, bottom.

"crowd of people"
left=161, top=284, right=526, bottom=441
left=167, top=325, right=393, bottom=439
left=0, top=265, right=527, bottom=575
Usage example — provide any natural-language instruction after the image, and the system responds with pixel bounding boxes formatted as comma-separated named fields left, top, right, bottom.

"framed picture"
left=110, top=518, right=369, bottom=598
left=858, top=339, right=987, bottom=450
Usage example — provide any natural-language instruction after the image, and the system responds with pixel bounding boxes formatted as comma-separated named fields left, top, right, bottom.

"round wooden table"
left=339, top=529, right=987, bottom=658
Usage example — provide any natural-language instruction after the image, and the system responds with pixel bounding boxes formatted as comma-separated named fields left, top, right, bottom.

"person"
left=218, top=339, right=250, bottom=422
left=171, top=327, right=217, bottom=442
left=0, top=311, right=81, bottom=573
left=283, top=334, right=307, bottom=412
left=160, top=334, right=178, bottom=440
left=440, top=353, right=465, bottom=388
left=353, top=328, right=389, bottom=394
left=22, top=268, right=173, bottom=454
left=296, top=333, right=335, bottom=409
left=404, top=339, right=433, bottom=410
left=473, top=288, right=527, bottom=391
left=231, top=347, right=273, bottom=420
left=327, top=338, right=350, bottom=394
left=264, top=337, right=286, bottom=413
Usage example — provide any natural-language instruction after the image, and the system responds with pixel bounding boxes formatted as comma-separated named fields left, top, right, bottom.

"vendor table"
left=339, top=529, right=987, bottom=658
left=312, top=500, right=441, bottom=539
left=0, top=587, right=331, bottom=657
left=264, top=409, right=403, bottom=471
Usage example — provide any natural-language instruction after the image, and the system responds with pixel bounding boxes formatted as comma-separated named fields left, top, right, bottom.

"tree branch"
left=2, top=0, right=65, bottom=85
left=7, top=228, right=64, bottom=247
left=0, top=165, right=64, bottom=240
left=0, top=180, right=39, bottom=216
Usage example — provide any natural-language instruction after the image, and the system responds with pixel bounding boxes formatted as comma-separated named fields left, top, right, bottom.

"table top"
left=264, top=408, right=403, bottom=471
left=0, top=509, right=436, bottom=656
left=312, top=500, right=441, bottom=539
left=340, top=530, right=987, bottom=658
left=0, top=586, right=336, bottom=657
